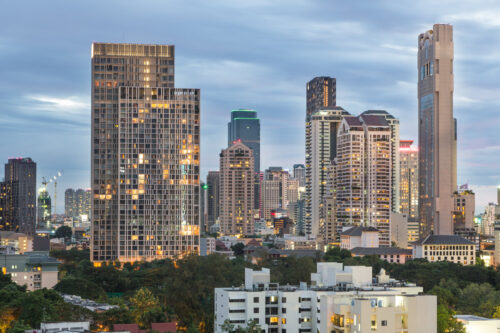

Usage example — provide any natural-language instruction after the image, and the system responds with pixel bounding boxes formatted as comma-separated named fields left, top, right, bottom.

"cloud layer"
left=1, top=0, right=499, bottom=213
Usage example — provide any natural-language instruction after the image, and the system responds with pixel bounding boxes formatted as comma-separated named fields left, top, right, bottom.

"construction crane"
left=48, top=171, right=63, bottom=220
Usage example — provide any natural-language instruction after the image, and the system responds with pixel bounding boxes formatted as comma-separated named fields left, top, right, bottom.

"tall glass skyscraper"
left=227, top=109, right=260, bottom=174
left=228, top=109, right=260, bottom=210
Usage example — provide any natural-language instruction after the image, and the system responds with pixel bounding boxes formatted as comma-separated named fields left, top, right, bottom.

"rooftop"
left=359, top=114, right=389, bottom=127
left=351, top=247, right=413, bottom=256
left=341, top=226, right=379, bottom=236
left=414, top=235, right=475, bottom=246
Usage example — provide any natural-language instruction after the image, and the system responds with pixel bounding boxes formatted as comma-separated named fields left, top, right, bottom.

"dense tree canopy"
left=2, top=248, right=499, bottom=333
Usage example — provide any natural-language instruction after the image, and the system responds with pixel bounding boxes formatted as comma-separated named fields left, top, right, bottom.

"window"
left=381, top=320, right=387, bottom=326
left=253, top=307, right=259, bottom=314
left=253, top=297, right=259, bottom=302
left=282, top=308, right=286, bottom=313
left=282, top=297, right=286, bottom=303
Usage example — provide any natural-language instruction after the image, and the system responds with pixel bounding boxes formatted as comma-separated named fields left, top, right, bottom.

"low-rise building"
left=455, top=315, right=500, bottom=333
left=351, top=247, right=413, bottom=264
left=214, top=262, right=436, bottom=333
left=412, top=235, right=476, bottom=265
left=0, top=231, right=33, bottom=253
left=27, top=321, right=90, bottom=333
left=200, top=237, right=216, bottom=256
left=340, top=226, right=379, bottom=250
left=0, top=251, right=59, bottom=290
left=273, top=236, right=318, bottom=250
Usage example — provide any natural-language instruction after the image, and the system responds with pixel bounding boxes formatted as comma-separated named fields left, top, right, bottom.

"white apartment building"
left=412, top=235, right=476, bottom=265
left=455, top=315, right=500, bottom=333
left=215, top=263, right=436, bottom=333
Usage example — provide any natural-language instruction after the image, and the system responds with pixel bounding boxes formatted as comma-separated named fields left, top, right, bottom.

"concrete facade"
left=91, top=43, right=200, bottom=262
left=418, top=24, right=457, bottom=236
left=219, top=142, right=255, bottom=235
left=306, top=107, right=348, bottom=238
left=1, top=251, right=59, bottom=291
left=215, top=263, right=436, bottom=333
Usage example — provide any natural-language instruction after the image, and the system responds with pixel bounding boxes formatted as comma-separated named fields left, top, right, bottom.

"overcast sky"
left=1, top=0, right=499, bottom=213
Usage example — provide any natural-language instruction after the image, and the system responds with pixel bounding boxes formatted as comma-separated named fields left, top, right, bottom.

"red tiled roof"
left=151, top=322, right=177, bottom=332
left=114, top=324, right=139, bottom=333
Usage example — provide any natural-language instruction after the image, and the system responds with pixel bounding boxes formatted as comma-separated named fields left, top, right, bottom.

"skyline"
left=1, top=0, right=500, bottom=212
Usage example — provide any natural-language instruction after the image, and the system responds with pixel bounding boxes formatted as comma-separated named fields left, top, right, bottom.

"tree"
left=231, top=243, right=245, bottom=256
left=437, top=305, right=466, bottom=333
left=129, top=288, right=163, bottom=328
left=54, top=277, right=107, bottom=301
left=0, top=308, right=15, bottom=333
left=7, top=320, right=31, bottom=333
left=55, top=226, right=72, bottom=239
left=220, top=319, right=234, bottom=332
left=245, top=319, right=262, bottom=332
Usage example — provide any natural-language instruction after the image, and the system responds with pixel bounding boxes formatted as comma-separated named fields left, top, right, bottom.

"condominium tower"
left=362, top=110, right=400, bottom=213
left=1, top=158, right=37, bottom=235
left=219, top=142, right=255, bottom=235
left=306, top=107, right=349, bottom=237
left=261, top=167, right=289, bottom=221
left=336, top=114, right=392, bottom=246
left=306, top=77, right=336, bottom=119
left=418, top=24, right=457, bottom=236
left=399, top=140, right=419, bottom=222
left=91, top=43, right=200, bottom=262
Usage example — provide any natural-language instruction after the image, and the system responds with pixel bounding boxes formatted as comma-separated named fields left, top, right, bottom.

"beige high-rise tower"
left=418, top=24, right=457, bottom=236
left=219, top=142, right=255, bottom=235
left=91, top=43, right=200, bottom=263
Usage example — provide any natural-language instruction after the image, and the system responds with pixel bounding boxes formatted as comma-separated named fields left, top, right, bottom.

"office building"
left=306, top=107, right=349, bottom=237
left=336, top=114, right=392, bottom=246
left=228, top=109, right=260, bottom=210
left=228, top=109, right=260, bottom=174
left=399, top=140, right=419, bottom=225
left=91, top=43, right=200, bottom=262
left=418, top=24, right=457, bottom=236
left=1, top=158, right=37, bottom=235
left=0, top=251, right=59, bottom=291
left=206, top=171, right=220, bottom=230
left=215, top=263, right=436, bottom=333
left=219, top=142, right=255, bottom=235
left=412, top=235, right=475, bottom=265
left=37, top=188, right=51, bottom=229
left=293, top=164, right=306, bottom=187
